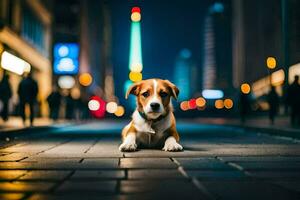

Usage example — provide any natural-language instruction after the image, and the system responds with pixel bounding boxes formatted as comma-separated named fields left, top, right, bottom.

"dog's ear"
left=125, top=82, right=142, bottom=99
left=164, top=79, right=179, bottom=100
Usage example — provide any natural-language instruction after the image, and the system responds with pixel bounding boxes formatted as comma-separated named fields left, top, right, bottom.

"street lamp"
left=266, top=56, right=277, bottom=86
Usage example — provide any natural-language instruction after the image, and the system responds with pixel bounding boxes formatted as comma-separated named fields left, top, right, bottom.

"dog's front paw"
left=119, top=142, right=137, bottom=152
left=163, top=137, right=183, bottom=152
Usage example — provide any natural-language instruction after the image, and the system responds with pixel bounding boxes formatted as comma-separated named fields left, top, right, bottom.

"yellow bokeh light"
left=196, top=97, right=206, bottom=107
left=79, top=73, right=93, bottom=87
left=129, top=71, right=142, bottom=82
left=130, top=63, right=143, bottom=72
left=71, top=87, right=81, bottom=99
left=131, top=12, right=141, bottom=22
left=115, top=106, right=125, bottom=117
left=267, top=57, right=276, bottom=69
left=215, top=99, right=224, bottom=109
left=241, top=83, right=251, bottom=94
left=224, top=99, right=233, bottom=109
left=180, top=101, right=189, bottom=111
left=106, top=102, right=118, bottom=114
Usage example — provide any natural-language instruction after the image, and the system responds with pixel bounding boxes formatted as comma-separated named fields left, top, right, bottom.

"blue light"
left=53, top=43, right=79, bottom=74
left=210, top=2, right=224, bottom=13
left=202, top=89, right=224, bottom=99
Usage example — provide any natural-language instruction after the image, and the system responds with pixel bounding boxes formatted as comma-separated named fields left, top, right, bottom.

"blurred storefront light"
left=267, top=57, right=276, bottom=69
left=89, top=96, right=106, bottom=118
left=79, top=73, right=93, bottom=86
left=224, top=99, right=233, bottom=109
left=180, top=101, right=189, bottom=111
left=288, top=63, right=300, bottom=84
left=241, top=83, right=251, bottom=94
left=188, top=98, right=197, bottom=109
left=58, top=76, right=75, bottom=89
left=71, top=88, right=81, bottom=99
left=215, top=99, right=224, bottom=109
left=131, top=12, right=141, bottom=22
left=1, top=51, right=31, bottom=75
left=115, top=106, right=125, bottom=117
left=202, top=89, right=224, bottom=99
left=106, top=102, right=118, bottom=114
left=88, top=99, right=100, bottom=111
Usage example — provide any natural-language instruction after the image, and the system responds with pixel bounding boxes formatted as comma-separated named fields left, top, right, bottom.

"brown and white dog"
left=119, top=78, right=183, bottom=152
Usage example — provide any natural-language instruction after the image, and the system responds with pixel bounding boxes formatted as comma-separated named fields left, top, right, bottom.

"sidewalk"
left=0, top=117, right=54, bottom=132
left=194, top=116, right=300, bottom=139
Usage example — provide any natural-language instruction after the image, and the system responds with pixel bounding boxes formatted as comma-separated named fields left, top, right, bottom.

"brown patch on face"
left=136, top=79, right=154, bottom=113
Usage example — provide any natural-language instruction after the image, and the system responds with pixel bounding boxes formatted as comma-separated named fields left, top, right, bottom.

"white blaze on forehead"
left=153, top=79, right=158, bottom=96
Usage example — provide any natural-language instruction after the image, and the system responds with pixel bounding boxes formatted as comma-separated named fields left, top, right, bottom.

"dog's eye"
left=142, top=92, right=149, bottom=98
left=160, top=91, right=168, bottom=97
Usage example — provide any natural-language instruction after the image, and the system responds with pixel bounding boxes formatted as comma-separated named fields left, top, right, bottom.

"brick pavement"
left=0, top=124, right=300, bottom=200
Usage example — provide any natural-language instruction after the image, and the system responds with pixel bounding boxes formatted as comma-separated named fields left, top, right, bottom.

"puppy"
left=119, top=78, right=183, bottom=152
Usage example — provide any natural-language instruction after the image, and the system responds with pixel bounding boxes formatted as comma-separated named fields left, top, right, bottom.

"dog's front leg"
left=162, top=127, right=183, bottom=151
left=119, top=133, right=137, bottom=152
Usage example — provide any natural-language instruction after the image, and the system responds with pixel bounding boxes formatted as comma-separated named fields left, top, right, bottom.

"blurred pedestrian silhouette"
left=286, top=75, right=300, bottom=126
left=65, top=92, right=75, bottom=120
left=47, top=86, right=62, bottom=120
left=17, top=73, right=39, bottom=126
left=0, top=73, right=12, bottom=121
left=239, top=92, right=251, bottom=123
left=267, top=86, right=279, bottom=124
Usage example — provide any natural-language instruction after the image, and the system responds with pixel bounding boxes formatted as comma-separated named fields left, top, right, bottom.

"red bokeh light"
left=188, top=98, right=197, bottom=109
left=131, top=6, right=141, bottom=13
left=89, top=96, right=106, bottom=118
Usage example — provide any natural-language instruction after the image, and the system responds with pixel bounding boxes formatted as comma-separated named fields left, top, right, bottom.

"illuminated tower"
left=125, top=6, right=143, bottom=109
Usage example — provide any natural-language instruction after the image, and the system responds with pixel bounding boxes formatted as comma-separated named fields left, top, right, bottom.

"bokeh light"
left=196, top=97, right=206, bottom=107
left=58, top=76, right=75, bottom=89
left=215, top=99, right=224, bottom=109
left=88, top=100, right=100, bottom=111
left=115, top=106, right=125, bottom=117
left=106, top=102, right=118, bottom=114
left=224, top=99, right=233, bottom=109
left=88, top=96, right=106, bottom=118
left=241, top=83, right=251, bottom=94
left=71, top=87, right=81, bottom=99
left=267, top=57, right=276, bottom=69
left=130, top=63, right=143, bottom=72
left=129, top=71, right=142, bottom=82
left=131, top=6, right=141, bottom=13
left=188, top=99, right=197, bottom=109
left=131, top=12, right=141, bottom=22
left=79, top=73, right=93, bottom=86
left=180, top=101, right=189, bottom=111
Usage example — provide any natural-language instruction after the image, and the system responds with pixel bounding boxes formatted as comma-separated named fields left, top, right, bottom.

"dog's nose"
left=150, top=102, right=160, bottom=111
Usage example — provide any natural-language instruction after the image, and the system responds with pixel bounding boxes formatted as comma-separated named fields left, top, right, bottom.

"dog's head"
left=126, top=79, right=179, bottom=119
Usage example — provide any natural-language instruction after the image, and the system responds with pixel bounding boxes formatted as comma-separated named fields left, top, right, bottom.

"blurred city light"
left=57, top=76, right=75, bottom=89
left=88, top=96, right=106, bottom=118
left=53, top=43, right=79, bottom=74
left=224, top=98, right=233, bottom=109
left=1, top=51, right=31, bottom=75
left=241, top=83, right=251, bottom=94
left=115, top=106, right=125, bottom=117
left=130, top=63, right=143, bottom=72
left=129, top=71, right=142, bottom=82
left=88, top=100, right=100, bottom=111
left=188, top=98, right=197, bottom=109
left=202, top=89, right=224, bottom=99
left=129, top=22, right=143, bottom=72
left=106, top=101, right=118, bottom=114
left=131, top=6, right=141, bottom=13
left=196, top=97, right=206, bottom=107
left=215, top=99, right=224, bottom=109
left=131, top=12, right=141, bottom=22
left=267, top=57, right=276, bottom=69
left=79, top=73, right=93, bottom=86
left=210, top=2, right=224, bottom=13
left=71, top=88, right=81, bottom=99
left=180, top=101, right=189, bottom=111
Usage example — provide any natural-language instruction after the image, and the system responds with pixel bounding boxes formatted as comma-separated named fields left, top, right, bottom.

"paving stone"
left=219, top=156, right=300, bottom=162
left=18, top=170, right=72, bottom=181
left=272, top=181, right=300, bottom=193
left=0, top=181, right=54, bottom=192
left=175, top=158, right=234, bottom=170
left=248, top=171, right=300, bottom=179
left=81, top=158, right=119, bottom=169
left=0, top=193, right=25, bottom=200
left=119, top=180, right=207, bottom=199
left=55, top=180, right=117, bottom=193
left=200, top=180, right=300, bottom=200
left=128, top=169, right=185, bottom=179
left=232, top=161, right=300, bottom=170
left=70, top=170, right=125, bottom=180
left=0, top=153, right=29, bottom=161
left=186, top=170, right=247, bottom=180
left=120, top=158, right=177, bottom=169
left=0, top=170, right=27, bottom=180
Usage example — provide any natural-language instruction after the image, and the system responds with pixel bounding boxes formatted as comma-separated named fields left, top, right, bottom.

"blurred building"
left=232, top=0, right=300, bottom=102
left=0, top=0, right=53, bottom=116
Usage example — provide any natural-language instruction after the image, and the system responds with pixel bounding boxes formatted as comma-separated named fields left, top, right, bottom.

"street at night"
left=1, top=0, right=300, bottom=199
left=0, top=121, right=299, bottom=199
